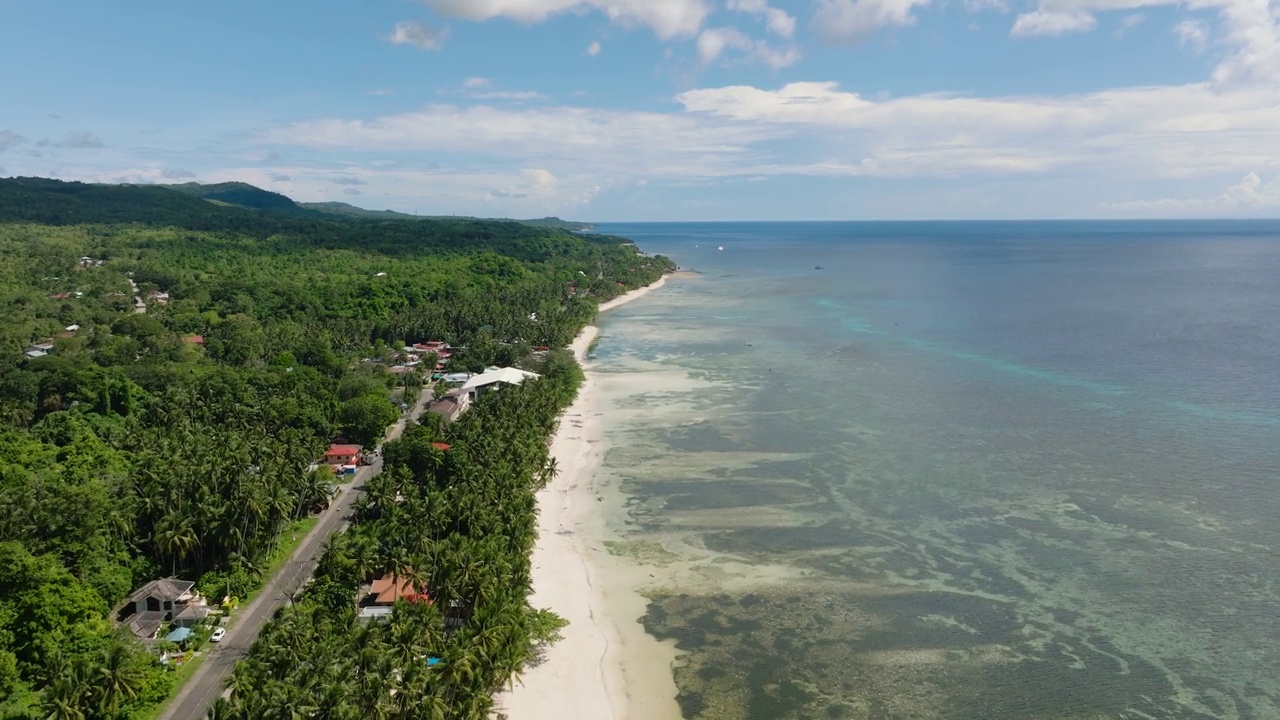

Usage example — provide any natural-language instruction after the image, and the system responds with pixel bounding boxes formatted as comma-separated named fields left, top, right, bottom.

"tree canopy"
left=0, top=177, right=672, bottom=718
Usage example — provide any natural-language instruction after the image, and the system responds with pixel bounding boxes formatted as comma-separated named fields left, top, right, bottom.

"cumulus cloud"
left=269, top=172, right=293, bottom=182
left=0, top=130, right=28, bottom=152
left=726, top=0, right=796, bottom=37
left=56, top=131, right=105, bottom=149
left=258, top=103, right=786, bottom=180
left=587, top=40, right=602, bottom=55
left=1175, top=19, right=1210, bottom=53
left=696, top=27, right=800, bottom=69
left=1009, top=0, right=1280, bottom=83
left=366, top=89, right=394, bottom=96
left=389, top=20, right=448, bottom=50
left=417, top=0, right=711, bottom=39
left=675, top=80, right=1280, bottom=177
left=240, top=65, right=1280, bottom=216
left=812, top=0, right=934, bottom=42
left=1011, top=9, right=1097, bottom=36
left=162, top=167, right=196, bottom=179
left=464, top=77, right=492, bottom=89
left=343, top=187, right=363, bottom=195
left=333, top=175, right=367, bottom=185
left=1105, top=173, right=1280, bottom=212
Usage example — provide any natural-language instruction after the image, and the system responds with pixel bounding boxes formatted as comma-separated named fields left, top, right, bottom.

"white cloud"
left=587, top=40, right=602, bottom=55
left=258, top=103, right=787, bottom=181
left=1010, top=9, right=1097, bottom=36
left=389, top=20, right=448, bottom=50
left=463, top=77, right=492, bottom=89
left=726, top=0, right=797, bottom=37
left=674, top=80, right=1280, bottom=178
left=1008, top=0, right=1280, bottom=83
left=812, top=0, right=934, bottom=42
left=256, top=76, right=1280, bottom=194
left=696, top=27, right=800, bottom=69
left=417, top=0, right=712, bottom=39
left=366, top=89, right=394, bottom=96
left=1174, top=19, right=1210, bottom=53
left=1105, top=173, right=1280, bottom=212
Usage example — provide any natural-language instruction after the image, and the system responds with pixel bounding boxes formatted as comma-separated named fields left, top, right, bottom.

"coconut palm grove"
left=0, top=177, right=673, bottom=719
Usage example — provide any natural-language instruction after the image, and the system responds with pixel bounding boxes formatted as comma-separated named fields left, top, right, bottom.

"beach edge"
left=495, top=274, right=683, bottom=720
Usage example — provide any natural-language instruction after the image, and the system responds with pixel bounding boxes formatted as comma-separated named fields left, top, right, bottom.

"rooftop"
left=129, top=578, right=196, bottom=604
left=461, top=367, right=540, bottom=391
left=369, top=573, right=429, bottom=605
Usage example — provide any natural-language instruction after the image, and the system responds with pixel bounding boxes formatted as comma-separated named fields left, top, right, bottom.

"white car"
left=209, top=627, right=226, bottom=643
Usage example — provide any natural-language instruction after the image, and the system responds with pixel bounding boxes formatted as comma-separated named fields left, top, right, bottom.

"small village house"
left=23, top=342, right=54, bottom=359
left=121, top=578, right=210, bottom=640
left=460, top=367, right=540, bottom=400
left=358, top=572, right=430, bottom=621
left=325, top=444, right=362, bottom=466
left=427, top=388, right=471, bottom=422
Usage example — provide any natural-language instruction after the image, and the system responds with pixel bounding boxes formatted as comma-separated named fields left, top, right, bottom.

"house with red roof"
left=358, top=572, right=430, bottom=621
left=324, top=444, right=362, bottom=466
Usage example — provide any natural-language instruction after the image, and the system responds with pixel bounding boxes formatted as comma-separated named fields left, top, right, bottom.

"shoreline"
left=496, top=274, right=682, bottom=720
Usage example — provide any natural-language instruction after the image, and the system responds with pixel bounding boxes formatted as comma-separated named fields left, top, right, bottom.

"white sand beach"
left=495, top=275, right=682, bottom=720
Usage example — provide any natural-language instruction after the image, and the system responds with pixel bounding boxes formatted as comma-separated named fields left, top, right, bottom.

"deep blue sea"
left=589, top=221, right=1280, bottom=720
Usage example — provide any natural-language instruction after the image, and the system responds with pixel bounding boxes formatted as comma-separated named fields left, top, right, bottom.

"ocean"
left=587, top=221, right=1280, bottom=720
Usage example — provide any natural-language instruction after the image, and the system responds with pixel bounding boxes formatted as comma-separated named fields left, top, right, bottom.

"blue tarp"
left=427, top=657, right=441, bottom=667
left=165, top=627, right=193, bottom=643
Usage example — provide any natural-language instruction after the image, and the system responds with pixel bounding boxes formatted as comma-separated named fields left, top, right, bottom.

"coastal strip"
left=497, top=274, right=682, bottom=720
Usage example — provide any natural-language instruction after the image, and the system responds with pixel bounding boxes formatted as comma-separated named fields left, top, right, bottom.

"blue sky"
left=2, top=0, right=1279, bottom=220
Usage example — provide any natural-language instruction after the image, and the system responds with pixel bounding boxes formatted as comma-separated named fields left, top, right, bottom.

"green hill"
left=162, top=181, right=310, bottom=213
left=299, top=201, right=595, bottom=231
left=0, top=178, right=597, bottom=232
left=0, top=177, right=625, bottom=261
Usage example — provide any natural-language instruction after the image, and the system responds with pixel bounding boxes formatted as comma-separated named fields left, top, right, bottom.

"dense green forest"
left=0, top=177, right=672, bottom=719
left=213, top=358, right=581, bottom=719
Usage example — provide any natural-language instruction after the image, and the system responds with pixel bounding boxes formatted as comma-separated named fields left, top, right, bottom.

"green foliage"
left=0, top=176, right=673, bottom=718
left=221, top=370, right=588, bottom=719
left=339, top=393, right=399, bottom=446
left=0, top=649, right=20, bottom=699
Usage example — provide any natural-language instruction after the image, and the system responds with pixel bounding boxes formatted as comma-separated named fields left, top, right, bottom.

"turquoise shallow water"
left=590, top=222, right=1280, bottom=720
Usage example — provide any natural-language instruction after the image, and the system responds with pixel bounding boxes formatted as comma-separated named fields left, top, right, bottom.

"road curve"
left=159, top=390, right=433, bottom=720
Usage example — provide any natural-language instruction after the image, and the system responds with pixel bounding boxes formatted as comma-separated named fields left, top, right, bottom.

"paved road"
left=160, top=390, right=433, bottom=720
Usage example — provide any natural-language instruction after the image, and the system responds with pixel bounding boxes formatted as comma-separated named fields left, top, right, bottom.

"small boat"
left=815, top=265, right=824, bottom=270
left=718, top=245, right=725, bottom=251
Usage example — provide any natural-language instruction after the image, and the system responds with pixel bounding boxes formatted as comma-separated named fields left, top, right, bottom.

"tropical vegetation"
left=0, top=177, right=672, bottom=719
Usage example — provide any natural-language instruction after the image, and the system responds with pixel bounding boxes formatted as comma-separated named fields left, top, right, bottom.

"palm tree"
left=97, top=641, right=145, bottom=716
